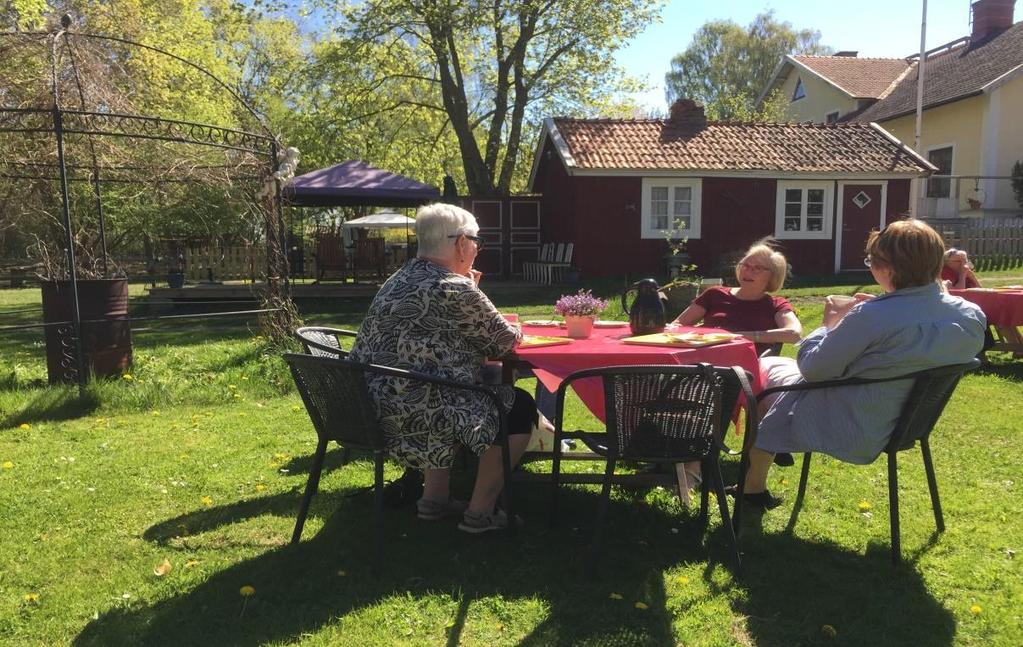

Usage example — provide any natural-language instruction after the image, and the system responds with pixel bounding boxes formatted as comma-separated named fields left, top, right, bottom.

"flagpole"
left=915, top=0, right=928, bottom=206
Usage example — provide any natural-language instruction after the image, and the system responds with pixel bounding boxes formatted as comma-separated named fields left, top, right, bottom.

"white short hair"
left=415, top=203, right=479, bottom=257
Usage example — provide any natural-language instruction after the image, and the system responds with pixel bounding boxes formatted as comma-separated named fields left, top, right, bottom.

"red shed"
left=527, top=100, right=935, bottom=277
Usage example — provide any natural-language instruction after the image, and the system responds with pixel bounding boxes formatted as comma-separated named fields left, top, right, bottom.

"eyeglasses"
left=738, top=261, right=771, bottom=274
left=448, top=233, right=484, bottom=250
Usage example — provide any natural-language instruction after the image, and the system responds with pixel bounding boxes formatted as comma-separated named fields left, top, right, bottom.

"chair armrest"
left=755, top=360, right=981, bottom=402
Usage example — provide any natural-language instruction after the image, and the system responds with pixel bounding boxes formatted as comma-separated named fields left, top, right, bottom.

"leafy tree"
left=327, top=0, right=662, bottom=196
left=665, top=11, right=830, bottom=121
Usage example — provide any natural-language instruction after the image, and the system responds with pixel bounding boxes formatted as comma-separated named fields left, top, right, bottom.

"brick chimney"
left=971, top=0, right=1015, bottom=42
left=668, top=98, right=707, bottom=129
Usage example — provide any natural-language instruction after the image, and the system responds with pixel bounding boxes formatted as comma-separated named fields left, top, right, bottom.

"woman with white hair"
left=350, top=203, right=534, bottom=533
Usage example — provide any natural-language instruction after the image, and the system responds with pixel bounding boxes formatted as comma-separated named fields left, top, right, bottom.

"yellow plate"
left=519, top=335, right=573, bottom=348
left=621, top=332, right=740, bottom=348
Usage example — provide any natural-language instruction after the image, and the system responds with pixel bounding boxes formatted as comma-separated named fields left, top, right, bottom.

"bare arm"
left=673, top=303, right=707, bottom=326
left=735, top=310, right=803, bottom=345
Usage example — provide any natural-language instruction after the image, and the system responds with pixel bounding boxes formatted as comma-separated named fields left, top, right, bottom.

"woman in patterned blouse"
left=350, top=203, right=537, bottom=533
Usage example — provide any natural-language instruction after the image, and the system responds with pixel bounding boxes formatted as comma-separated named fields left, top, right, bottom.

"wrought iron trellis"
left=0, top=15, right=293, bottom=388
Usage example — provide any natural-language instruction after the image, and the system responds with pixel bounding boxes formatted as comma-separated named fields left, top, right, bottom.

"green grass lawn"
left=0, top=279, right=1020, bottom=646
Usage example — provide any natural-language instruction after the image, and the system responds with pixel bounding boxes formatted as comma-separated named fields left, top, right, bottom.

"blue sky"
left=617, top=0, right=975, bottom=111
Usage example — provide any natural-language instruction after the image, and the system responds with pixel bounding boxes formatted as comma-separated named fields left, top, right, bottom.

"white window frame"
left=925, top=143, right=954, bottom=199
left=641, top=178, right=702, bottom=240
left=775, top=180, right=833, bottom=240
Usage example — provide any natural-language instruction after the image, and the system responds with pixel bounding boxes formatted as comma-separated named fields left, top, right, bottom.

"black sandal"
left=725, top=485, right=783, bottom=510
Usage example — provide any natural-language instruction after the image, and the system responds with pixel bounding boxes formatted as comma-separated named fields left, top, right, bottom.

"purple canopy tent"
left=282, top=160, right=440, bottom=207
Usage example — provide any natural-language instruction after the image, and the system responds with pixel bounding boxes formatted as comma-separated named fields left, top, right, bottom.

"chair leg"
left=291, top=438, right=329, bottom=544
left=590, top=457, right=617, bottom=560
left=888, top=451, right=901, bottom=565
left=373, top=451, right=385, bottom=576
left=498, top=430, right=516, bottom=538
left=549, top=441, right=564, bottom=529
left=710, top=458, right=741, bottom=572
left=787, top=452, right=813, bottom=530
left=920, top=438, right=945, bottom=533
left=698, top=459, right=710, bottom=530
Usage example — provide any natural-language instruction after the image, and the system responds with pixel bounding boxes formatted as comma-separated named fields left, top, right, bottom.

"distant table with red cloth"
left=950, top=288, right=1023, bottom=353
left=504, top=325, right=762, bottom=421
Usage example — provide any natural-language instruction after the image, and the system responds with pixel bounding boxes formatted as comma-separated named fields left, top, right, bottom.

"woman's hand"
left=468, top=269, right=482, bottom=286
left=823, top=295, right=860, bottom=329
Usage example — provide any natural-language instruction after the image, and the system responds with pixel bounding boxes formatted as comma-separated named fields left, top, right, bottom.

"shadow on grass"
left=1, top=386, right=100, bottom=428
left=74, top=478, right=954, bottom=647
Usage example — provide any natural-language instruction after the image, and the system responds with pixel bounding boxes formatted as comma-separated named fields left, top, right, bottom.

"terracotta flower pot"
left=564, top=315, right=595, bottom=339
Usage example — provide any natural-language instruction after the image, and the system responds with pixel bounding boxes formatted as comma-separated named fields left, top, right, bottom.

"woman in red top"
left=940, top=248, right=980, bottom=288
left=672, top=241, right=802, bottom=354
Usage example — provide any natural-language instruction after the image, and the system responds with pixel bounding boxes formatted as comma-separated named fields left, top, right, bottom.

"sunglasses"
left=448, top=233, right=485, bottom=250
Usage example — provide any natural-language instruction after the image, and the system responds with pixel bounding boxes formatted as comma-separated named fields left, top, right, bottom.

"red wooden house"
left=527, top=100, right=936, bottom=277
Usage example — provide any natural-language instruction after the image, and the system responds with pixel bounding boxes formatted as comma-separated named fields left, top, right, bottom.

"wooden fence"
left=932, top=217, right=1023, bottom=270
left=184, top=245, right=266, bottom=281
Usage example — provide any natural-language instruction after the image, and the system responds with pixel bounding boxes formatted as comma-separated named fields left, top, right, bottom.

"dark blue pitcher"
left=621, top=278, right=666, bottom=336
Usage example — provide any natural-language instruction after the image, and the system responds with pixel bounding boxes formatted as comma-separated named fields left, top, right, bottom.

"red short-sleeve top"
left=941, top=266, right=980, bottom=288
left=692, top=286, right=793, bottom=332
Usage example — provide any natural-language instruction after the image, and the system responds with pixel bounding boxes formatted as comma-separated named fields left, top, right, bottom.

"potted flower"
left=554, top=289, right=608, bottom=339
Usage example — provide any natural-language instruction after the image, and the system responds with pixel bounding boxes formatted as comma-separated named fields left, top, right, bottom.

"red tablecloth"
left=949, top=289, right=1023, bottom=327
left=510, top=325, right=762, bottom=421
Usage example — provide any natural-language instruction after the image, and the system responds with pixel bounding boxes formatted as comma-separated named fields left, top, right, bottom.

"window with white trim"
left=641, top=178, right=702, bottom=239
left=825, top=110, right=840, bottom=124
left=774, top=180, right=833, bottom=239
left=926, top=146, right=953, bottom=198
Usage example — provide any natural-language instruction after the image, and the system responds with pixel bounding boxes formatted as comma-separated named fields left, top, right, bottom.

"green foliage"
left=665, top=11, right=830, bottom=121
left=1012, top=160, right=1023, bottom=210
left=320, top=0, right=664, bottom=195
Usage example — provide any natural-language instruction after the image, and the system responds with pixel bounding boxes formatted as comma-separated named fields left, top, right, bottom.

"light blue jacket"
left=756, top=283, right=986, bottom=464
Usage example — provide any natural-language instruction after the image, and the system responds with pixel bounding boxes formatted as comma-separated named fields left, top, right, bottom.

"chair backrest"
left=294, top=326, right=357, bottom=358
left=885, top=359, right=979, bottom=453
left=553, top=243, right=566, bottom=263
left=316, top=233, right=346, bottom=268
left=284, top=353, right=385, bottom=451
left=589, top=364, right=747, bottom=461
left=540, top=243, right=555, bottom=262
left=561, top=242, right=574, bottom=264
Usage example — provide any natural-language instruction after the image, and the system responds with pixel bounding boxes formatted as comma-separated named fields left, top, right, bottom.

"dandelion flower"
left=23, top=593, right=40, bottom=603
left=255, top=484, right=266, bottom=492
left=19, top=423, right=31, bottom=430
left=201, top=495, right=213, bottom=506
left=822, top=624, right=838, bottom=638
left=291, top=405, right=302, bottom=412
left=185, top=560, right=199, bottom=568
left=678, top=576, right=690, bottom=585
left=857, top=501, right=872, bottom=513
left=970, top=604, right=982, bottom=615
left=2, top=461, right=13, bottom=469
left=609, top=593, right=623, bottom=600
left=122, top=374, right=134, bottom=381
left=634, top=602, right=648, bottom=610
left=337, top=569, right=347, bottom=577
left=239, top=585, right=256, bottom=597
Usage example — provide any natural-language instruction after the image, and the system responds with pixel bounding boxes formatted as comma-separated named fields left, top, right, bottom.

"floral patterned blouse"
left=349, top=258, right=522, bottom=469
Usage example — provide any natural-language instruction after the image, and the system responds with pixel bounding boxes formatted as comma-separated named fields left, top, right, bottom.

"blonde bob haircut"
left=735, top=240, right=788, bottom=292
left=415, top=203, right=479, bottom=257
left=864, top=218, right=945, bottom=290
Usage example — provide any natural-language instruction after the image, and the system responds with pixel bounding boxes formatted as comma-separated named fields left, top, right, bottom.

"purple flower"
left=554, top=289, right=608, bottom=317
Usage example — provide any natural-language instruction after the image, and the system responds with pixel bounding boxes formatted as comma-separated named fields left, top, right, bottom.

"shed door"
left=840, top=184, right=883, bottom=270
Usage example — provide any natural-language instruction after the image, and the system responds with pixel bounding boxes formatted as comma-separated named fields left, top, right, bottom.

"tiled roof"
left=791, top=55, right=911, bottom=98
left=548, top=118, right=931, bottom=175
left=854, top=21, right=1023, bottom=122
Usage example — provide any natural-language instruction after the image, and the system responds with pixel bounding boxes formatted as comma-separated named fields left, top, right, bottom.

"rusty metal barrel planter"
left=41, top=279, right=133, bottom=384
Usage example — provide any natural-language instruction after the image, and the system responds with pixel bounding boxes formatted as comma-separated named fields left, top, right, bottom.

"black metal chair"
left=549, top=363, right=757, bottom=570
left=283, top=353, right=517, bottom=574
left=294, top=326, right=358, bottom=358
left=740, top=359, right=979, bottom=564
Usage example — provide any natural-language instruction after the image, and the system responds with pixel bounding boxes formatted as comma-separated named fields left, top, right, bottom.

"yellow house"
left=760, top=0, right=1023, bottom=219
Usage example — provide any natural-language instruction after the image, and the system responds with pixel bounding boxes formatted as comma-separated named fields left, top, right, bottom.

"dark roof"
left=791, top=55, right=910, bottom=98
left=283, top=160, right=439, bottom=208
left=546, top=117, right=932, bottom=175
left=854, top=21, right=1023, bottom=122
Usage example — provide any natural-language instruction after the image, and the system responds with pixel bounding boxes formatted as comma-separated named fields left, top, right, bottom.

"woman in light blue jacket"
left=737, top=219, right=986, bottom=509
